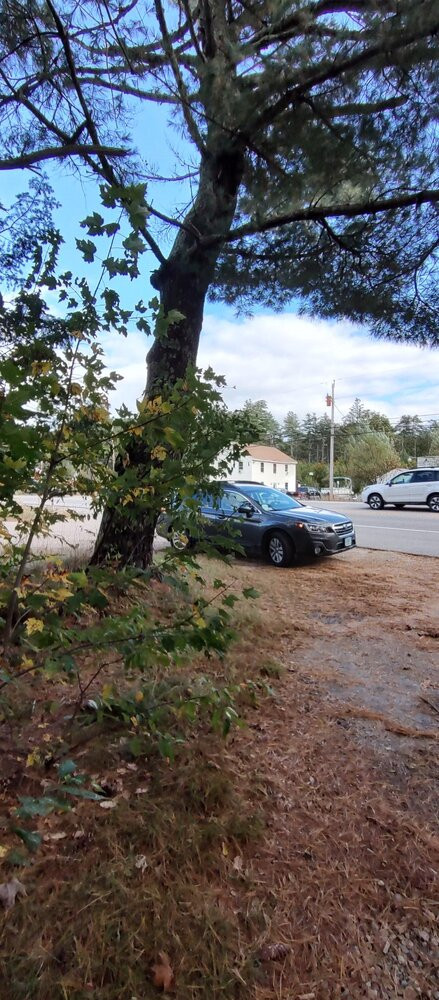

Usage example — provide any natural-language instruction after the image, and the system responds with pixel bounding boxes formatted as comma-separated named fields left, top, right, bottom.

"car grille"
left=333, top=521, right=353, bottom=535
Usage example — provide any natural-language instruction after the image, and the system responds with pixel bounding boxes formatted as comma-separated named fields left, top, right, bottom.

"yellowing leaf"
left=151, top=446, right=167, bottom=461
left=193, top=614, right=207, bottom=629
left=48, top=586, right=73, bottom=602
left=135, top=691, right=144, bottom=703
left=102, top=684, right=113, bottom=701
left=0, top=846, right=8, bottom=858
left=25, top=618, right=44, bottom=635
left=31, top=360, right=51, bottom=375
left=131, top=425, right=144, bottom=437
left=222, top=841, right=229, bottom=857
left=26, top=749, right=42, bottom=768
left=70, top=383, right=82, bottom=396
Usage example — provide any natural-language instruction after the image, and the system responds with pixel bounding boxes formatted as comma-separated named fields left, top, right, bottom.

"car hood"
left=271, top=506, right=351, bottom=525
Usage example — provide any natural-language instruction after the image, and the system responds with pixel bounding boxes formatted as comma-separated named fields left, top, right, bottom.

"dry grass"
left=1, top=551, right=439, bottom=1000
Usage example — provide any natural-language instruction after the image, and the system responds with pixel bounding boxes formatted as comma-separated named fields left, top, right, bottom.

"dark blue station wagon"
left=157, top=482, right=356, bottom=568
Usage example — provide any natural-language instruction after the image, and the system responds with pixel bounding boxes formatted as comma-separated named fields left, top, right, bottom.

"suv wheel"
left=171, top=528, right=190, bottom=550
left=427, top=493, right=439, bottom=513
left=267, top=531, right=294, bottom=567
left=368, top=493, right=384, bottom=510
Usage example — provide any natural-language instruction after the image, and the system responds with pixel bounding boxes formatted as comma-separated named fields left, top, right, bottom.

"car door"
left=217, top=489, right=262, bottom=552
left=383, top=471, right=415, bottom=503
left=197, top=490, right=252, bottom=550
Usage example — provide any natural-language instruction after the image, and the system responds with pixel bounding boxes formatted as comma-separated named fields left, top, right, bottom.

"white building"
left=223, top=444, right=297, bottom=493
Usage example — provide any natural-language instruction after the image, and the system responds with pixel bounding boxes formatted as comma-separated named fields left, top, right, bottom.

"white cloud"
left=102, top=313, right=439, bottom=424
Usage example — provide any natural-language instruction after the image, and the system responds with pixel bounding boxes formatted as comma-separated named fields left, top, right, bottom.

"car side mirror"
left=238, top=502, right=254, bottom=517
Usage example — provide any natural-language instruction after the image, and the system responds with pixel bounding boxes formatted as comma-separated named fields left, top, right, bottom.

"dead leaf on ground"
left=259, top=942, right=289, bottom=961
left=151, top=950, right=174, bottom=991
left=99, top=799, right=118, bottom=809
left=0, top=878, right=27, bottom=910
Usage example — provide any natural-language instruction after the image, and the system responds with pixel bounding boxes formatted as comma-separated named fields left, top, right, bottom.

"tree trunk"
left=91, top=144, right=244, bottom=567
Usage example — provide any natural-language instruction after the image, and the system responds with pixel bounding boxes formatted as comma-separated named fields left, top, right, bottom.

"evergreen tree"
left=240, top=400, right=281, bottom=446
left=282, top=411, right=301, bottom=457
left=1, top=0, right=438, bottom=563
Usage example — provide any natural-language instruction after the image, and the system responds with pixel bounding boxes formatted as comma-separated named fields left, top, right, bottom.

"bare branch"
left=0, top=144, right=128, bottom=170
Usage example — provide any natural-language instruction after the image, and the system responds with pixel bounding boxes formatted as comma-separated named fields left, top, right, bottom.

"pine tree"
left=1, top=0, right=438, bottom=563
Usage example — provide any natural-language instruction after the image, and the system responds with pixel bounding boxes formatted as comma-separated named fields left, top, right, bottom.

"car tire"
left=394, top=504, right=405, bottom=509
left=427, top=493, right=439, bottom=513
left=170, top=528, right=191, bottom=550
left=367, top=493, right=384, bottom=510
left=266, top=531, right=294, bottom=568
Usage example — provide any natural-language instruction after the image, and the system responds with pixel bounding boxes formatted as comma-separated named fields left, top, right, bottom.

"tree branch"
left=153, top=0, right=206, bottom=153
left=251, top=15, right=439, bottom=133
left=223, top=189, right=439, bottom=242
left=0, top=144, right=128, bottom=170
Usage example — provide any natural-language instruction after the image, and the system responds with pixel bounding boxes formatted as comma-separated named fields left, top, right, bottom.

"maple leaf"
left=151, top=951, right=174, bottom=991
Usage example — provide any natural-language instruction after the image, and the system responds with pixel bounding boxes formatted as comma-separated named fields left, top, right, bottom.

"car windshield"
left=242, top=487, right=302, bottom=512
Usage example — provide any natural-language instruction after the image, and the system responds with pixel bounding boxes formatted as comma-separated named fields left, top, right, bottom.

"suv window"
left=411, top=469, right=438, bottom=483
left=391, top=472, right=413, bottom=484
left=220, top=490, right=248, bottom=514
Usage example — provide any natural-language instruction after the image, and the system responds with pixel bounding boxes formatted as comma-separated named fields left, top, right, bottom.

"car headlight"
left=302, top=521, right=332, bottom=533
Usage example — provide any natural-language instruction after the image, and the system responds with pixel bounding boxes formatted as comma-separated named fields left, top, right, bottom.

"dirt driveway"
left=226, top=548, right=439, bottom=999
left=238, top=547, right=439, bottom=749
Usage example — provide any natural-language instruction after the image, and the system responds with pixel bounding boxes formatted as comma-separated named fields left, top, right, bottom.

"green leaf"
left=76, top=238, right=96, bottom=263
left=17, top=796, right=69, bottom=819
left=242, top=587, right=260, bottom=600
left=61, top=785, right=105, bottom=801
left=13, top=828, right=42, bottom=852
left=58, top=759, right=77, bottom=780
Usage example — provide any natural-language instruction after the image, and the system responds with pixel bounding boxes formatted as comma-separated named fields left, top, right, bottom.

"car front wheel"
left=267, top=531, right=294, bottom=568
left=367, top=493, right=384, bottom=510
left=427, top=493, right=439, bottom=513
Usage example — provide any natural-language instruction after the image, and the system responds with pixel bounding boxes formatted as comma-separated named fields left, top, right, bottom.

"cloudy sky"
left=103, top=311, right=439, bottom=426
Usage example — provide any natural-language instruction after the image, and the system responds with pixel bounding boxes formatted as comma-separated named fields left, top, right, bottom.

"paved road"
left=8, top=495, right=439, bottom=561
left=308, top=500, right=439, bottom=557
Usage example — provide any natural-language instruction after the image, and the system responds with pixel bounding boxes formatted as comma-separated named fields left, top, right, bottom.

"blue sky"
left=3, top=102, right=439, bottom=426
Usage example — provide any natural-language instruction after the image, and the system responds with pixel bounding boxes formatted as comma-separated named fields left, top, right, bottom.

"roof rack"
left=228, top=480, right=263, bottom=485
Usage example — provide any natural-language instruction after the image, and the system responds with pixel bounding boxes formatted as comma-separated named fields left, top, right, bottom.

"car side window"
left=220, top=490, right=248, bottom=514
left=412, top=470, right=435, bottom=483
left=391, top=472, right=413, bottom=484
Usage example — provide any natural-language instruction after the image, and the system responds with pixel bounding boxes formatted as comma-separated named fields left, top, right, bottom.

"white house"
left=221, top=444, right=297, bottom=493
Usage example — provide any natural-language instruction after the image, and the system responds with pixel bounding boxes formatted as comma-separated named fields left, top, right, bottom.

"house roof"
left=245, top=444, right=296, bottom=464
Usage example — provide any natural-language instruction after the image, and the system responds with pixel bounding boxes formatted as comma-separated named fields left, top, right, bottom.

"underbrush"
left=0, top=559, right=277, bottom=1000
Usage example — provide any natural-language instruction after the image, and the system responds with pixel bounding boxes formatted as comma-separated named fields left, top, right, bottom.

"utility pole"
left=327, top=381, right=335, bottom=500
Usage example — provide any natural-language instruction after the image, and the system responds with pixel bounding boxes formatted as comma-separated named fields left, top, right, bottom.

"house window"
left=285, top=464, right=288, bottom=473
left=273, top=463, right=277, bottom=473
left=285, top=482, right=288, bottom=491
left=238, top=461, right=243, bottom=472
left=260, top=462, right=264, bottom=472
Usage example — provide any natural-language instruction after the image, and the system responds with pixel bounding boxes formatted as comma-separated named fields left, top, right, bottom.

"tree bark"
left=91, top=144, right=245, bottom=567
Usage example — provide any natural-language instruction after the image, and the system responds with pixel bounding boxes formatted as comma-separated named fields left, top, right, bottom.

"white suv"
left=362, top=469, right=439, bottom=511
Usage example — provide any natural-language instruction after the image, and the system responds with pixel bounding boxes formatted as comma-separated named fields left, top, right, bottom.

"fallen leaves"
left=151, top=951, right=174, bottom=991
left=259, top=942, right=289, bottom=961
left=0, top=878, right=26, bottom=910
